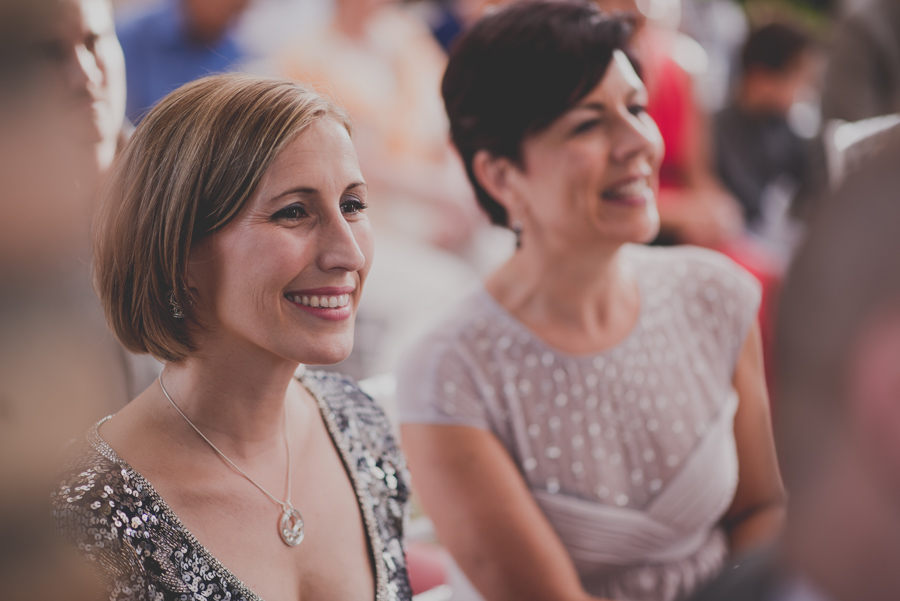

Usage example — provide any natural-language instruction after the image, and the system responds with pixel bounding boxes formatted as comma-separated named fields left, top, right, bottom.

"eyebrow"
left=574, top=88, right=647, bottom=113
left=270, top=181, right=367, bottom=203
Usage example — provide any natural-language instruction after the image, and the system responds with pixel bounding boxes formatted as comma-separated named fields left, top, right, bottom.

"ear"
left=472, top=149, right=522, bottom=219
left=849, top=307, right=900, bottom=466
left=184, top=235, right=215, bottom=299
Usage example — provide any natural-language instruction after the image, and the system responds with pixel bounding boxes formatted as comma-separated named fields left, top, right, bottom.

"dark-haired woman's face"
left=508, top=51, right=662, bottom=250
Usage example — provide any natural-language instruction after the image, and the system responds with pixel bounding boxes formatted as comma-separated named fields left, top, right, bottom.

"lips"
left=601, top=177, right=653, bottom=206
left=282, top=286, right=355, bottom=320
left=284, top=293, right=350, bottom=308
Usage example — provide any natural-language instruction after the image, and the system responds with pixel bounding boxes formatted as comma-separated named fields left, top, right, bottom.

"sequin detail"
left=52, top=371, right=412, bottom=601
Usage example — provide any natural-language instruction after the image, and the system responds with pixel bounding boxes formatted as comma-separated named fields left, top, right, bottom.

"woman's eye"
left=341, top=197, right=369, bottom=215
left=572, top=119, right=601, bottom=135
left=272, top=204, right=308, bottom=221
left=629, top=104, right=648, bottom=117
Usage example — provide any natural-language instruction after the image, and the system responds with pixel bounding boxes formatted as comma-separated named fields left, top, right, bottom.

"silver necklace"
left=158, top=372, right=305, bottom=547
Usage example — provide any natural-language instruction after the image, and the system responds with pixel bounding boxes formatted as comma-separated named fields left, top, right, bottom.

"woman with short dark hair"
left=398, top=2, right=784, bottom=600
left=53, top=73, right=411, bottom=601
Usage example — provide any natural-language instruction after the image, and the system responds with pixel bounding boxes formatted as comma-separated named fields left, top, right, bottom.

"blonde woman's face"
left=187, top=118, right=373, bottom=367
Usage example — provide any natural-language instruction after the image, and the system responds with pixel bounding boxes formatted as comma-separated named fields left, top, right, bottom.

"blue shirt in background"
left=116, top=0, right=245, bottom=123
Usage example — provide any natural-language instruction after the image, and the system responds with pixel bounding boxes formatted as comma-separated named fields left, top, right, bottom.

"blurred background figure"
left=276, top=0, right=500, bottom=382
left=116, top=0, right=252, bottom=123
left=680, top=0, right=749, bottom=113
left=691, top=126, right=900, bottom=601
left=278, top=0, right=482, bottom=253
left=821, top=0, right=900, bottom=122
left=714, top=22, right=818, bottom=257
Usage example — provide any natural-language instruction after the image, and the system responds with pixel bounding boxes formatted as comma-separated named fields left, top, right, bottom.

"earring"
left=511, top=221, right=523, bottom=250
left=168, top=290, right=185, bottom=319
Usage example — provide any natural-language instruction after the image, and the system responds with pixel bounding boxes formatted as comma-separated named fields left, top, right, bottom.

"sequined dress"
left=397, top=245, right=760, bottom=601
left=52, top=371, right=412, bottom=601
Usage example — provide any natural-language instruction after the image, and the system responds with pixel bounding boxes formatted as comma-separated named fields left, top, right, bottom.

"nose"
left=317, top=212, right=369, bottom=274
left=610, top=109, right=663, bottom=166
left=65, top=43, right=103, bottom=94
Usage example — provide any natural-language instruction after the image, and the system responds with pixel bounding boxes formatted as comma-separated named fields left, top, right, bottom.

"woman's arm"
left=721, top=322, right=786, bottom=554
left=401, top=423, right=608, bottom=601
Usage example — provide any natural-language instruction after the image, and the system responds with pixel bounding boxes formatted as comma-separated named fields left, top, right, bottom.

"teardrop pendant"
left=280, top=506, right=305, bottom=546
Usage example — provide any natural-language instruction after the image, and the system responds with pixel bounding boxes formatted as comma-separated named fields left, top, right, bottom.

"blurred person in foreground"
left=398, top=3, right=784, bottom=600
left=0, top=0, right=131, bottom=469
left=116, top=0, right=252, bottom=123
left=0, top=1, right=123, bottom=599
left=821, top=0, right=900, bottom=122
left=690, top=123, right=900, bottom=601
left=37, top=0, right=127, bottom=216
left=52, top=74, right=411, bottom=600
left=714, top=22, right=817, bottom=252
left=24, top=0, right=160, bottom=401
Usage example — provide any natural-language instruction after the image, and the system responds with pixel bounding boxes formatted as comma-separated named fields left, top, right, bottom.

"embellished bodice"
left=52, top=371, right=411, bottom=601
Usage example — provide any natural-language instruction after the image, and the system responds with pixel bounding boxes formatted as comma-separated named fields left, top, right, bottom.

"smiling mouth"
left=602, top=178, right=651, bottom=201
left=284, top=293, right=351, bottom=308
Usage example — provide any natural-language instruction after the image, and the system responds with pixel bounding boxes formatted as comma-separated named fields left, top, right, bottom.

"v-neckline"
left=88, top=372, right=387, bottom=601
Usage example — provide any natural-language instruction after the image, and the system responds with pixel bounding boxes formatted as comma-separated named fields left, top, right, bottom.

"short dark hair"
left=442, top=0, right=634, bottom=227
left=741, top=22, right=810, bottom=73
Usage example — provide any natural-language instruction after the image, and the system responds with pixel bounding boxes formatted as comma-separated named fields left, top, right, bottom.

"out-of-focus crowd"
left=3, top=0, right=900, bottom=599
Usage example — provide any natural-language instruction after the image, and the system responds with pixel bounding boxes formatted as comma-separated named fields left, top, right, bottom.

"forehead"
left=256, top=118, right=360, bottom=191
left=577, top=50, right=645, bottom=104
left=594, top=0, right=638, bottom=11
left=53, top=0, right=113, bottom=34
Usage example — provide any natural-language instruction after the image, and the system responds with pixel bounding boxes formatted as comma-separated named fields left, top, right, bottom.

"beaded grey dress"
left=52, top=371, right=412, bottom=601
left=397, top=245, right=761, bottom=601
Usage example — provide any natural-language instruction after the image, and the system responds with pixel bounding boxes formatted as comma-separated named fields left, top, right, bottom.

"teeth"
left=287, top=293, right=351, bottom=308
left=603, top=179, right=648, bottom=199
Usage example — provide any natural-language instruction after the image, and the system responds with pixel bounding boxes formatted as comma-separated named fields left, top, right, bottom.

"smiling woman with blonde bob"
left=52, top=74, right=411, bottom=601
left=397, top=2, right=784, bottom=601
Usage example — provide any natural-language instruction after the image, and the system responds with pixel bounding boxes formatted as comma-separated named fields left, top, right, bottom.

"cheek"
left=646, top=121, right=665, bottom=176
left=354, top=221, right=375, bottom=285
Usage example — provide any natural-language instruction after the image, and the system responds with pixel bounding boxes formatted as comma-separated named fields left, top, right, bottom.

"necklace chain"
left=158, top=372, right=305, bottom=546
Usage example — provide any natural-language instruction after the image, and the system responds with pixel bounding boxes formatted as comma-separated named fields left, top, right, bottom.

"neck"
left=159, top=350, right=301, bottom=457
left=487, top=241, right=638, bottom=349
left=786, top=445, right=900, bottom=601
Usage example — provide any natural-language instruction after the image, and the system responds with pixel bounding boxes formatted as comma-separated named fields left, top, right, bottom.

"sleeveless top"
left=397, top=244, right=761, bottom=601
left=52, top=371, right=412, bottom=601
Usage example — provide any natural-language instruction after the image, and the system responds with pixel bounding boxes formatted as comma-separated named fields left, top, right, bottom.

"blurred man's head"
left=37, top=0, right=126, bottom=168
left=777, top=127, right=900, bottom=510
left=774, top=126, right=900, bottom=601
left=738, top=22, right=811, bottom=115
left=183, top=0, right=251, bottom=44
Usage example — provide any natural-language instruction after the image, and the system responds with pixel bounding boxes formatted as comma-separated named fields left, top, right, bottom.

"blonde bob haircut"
left=94, top=73, right=351, bottom=363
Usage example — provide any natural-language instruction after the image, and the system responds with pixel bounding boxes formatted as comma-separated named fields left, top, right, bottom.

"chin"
left=296, top=338, right=355, bottom=367
left=634, top=219, right=661, bottom=244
